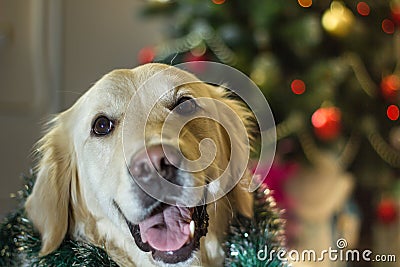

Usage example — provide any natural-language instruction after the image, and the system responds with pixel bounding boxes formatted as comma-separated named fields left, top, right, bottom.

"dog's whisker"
left=202, top=174, right=213, bottom=183
left=211, top=193, right=234, bottom=220
left=169, top=52, right=179, bottom=66
left=223, top=195, right=235, bottom=219
left=213, top=195, right=218, bottom=215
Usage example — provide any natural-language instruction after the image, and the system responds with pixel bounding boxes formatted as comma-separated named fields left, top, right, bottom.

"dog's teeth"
left=189, top=220, right=195, bottom=238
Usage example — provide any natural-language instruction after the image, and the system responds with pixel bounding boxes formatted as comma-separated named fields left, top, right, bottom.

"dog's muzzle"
left=122, top=144, right=209, bottom=264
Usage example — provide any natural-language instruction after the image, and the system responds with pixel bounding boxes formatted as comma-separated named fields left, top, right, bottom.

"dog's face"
left=25, top=63, right=253, bottom=266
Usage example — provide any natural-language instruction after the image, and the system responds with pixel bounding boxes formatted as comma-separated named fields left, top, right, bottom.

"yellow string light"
left=322, top=1, right=354, bottom=37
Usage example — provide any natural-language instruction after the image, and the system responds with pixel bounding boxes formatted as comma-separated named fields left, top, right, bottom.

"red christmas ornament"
left=387, top=105, right=400, bottom=121
left=357, top=2, right=370, bottom=16
left=311, top=107, right=342, bottom=141
left=377, top=198, right=398, bottom=224
left=138, top=47, right=155, bottom=64
left=291, top=79, right=306, bottom=95
left=382, top=19, right=395, bottom=34
left=381, top=74, right=400, bottom=101
left=392, top=4, right=400, bottom=25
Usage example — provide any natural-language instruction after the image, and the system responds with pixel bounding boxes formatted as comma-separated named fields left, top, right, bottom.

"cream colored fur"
left=25, top=63, right=253, bottom=267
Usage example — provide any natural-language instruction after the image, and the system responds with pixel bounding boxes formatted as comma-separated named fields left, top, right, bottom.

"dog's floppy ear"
left=212, top=86, right=255, bottom=218
left=25, top=112, right=76, bottom=255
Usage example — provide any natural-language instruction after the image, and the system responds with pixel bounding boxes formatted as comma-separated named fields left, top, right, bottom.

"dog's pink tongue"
left=139, top=206, right=191, bottom=252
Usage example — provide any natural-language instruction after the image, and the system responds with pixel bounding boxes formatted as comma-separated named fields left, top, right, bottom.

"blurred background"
left=1, top=0, right=400, bottom=266
left=0, top=0, right=163, bottom=216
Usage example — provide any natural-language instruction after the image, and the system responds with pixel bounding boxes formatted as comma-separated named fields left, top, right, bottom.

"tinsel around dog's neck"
left=0, top=172, right=288, bottom=267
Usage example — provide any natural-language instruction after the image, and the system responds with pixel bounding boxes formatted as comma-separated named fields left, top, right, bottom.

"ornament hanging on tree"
left=321, top=1, right=355, bottom=37
left=291, top=79, right=306, bottom=95
left=357, top=2, right=371, bottom=16
left=387, top=104, right=399, bottom=121
left=311, top=106, right=342, bottom=141
left=381, top=74, right=400, bottom=102
left=377, top=198, right=398, bottom=224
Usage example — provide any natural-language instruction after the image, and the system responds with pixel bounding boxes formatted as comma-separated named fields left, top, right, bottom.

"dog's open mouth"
left=127, top=204, right=208, bottom=264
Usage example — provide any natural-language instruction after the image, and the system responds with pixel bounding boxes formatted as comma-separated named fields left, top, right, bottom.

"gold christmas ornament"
left=322, top=1, right=355, bottom=37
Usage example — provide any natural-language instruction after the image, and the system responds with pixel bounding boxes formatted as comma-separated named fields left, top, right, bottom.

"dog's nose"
left=130, top=145, right=181, bottom=184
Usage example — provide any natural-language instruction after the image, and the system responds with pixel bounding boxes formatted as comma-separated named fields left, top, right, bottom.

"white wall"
left=0, top=0, right=163, bottom=217
left=62, top=0, right=164, bottom=108
left=0, top=0, right=40, bottom=217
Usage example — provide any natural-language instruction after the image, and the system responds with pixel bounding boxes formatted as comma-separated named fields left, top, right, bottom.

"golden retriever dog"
left=25, top=63, right=254, bottom=266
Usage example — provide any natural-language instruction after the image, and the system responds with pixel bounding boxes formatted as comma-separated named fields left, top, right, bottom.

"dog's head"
left=25, top=63, right=254, bottom=266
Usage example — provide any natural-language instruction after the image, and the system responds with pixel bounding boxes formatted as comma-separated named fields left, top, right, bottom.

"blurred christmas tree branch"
left=337, top=132, right=361, bottom=169
left=345, top=52, right=377, bottom=97
left=363, top=117, right=400, bottom=167
left=395, top=32, right=400, bottom=73
left=154, top=25, right=237, bottom=64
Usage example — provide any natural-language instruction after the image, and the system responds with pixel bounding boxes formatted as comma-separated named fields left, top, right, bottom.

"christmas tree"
left=139, top=0, right=400, bottom=265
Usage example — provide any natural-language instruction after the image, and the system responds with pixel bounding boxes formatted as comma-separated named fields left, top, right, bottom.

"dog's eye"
left=174, top=96, right=197, bottom=115
left=92, top=116, right=114, bottom=136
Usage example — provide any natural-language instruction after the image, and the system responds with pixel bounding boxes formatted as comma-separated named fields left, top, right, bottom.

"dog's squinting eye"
left=92, top=116, right=114, bottom=136
left=174, top=96, right=197, bottom=115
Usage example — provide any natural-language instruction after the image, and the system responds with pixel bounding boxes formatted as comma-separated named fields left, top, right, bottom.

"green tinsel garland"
left=0, top=173, right=118, bottom=267
left=0, top=173, right=287, bottom=266
left=224, top=183, right=288, bottom=267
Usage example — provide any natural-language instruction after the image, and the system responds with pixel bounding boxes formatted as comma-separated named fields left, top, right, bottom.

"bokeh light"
left=382, top=19, right=395, bottom=34
left=357, top=2, right=370, bottom=16
left=298, top=0, right=312, bottom=8
left=311, top=107, right=342, bottom=140
left=138, top=47, right=155, bottom=64
left=190, top=43, right=207, bottom=57
left=212, top=0, right=226, bottom=4
left=387, top=105, right=399, bottom=121
left=391, top=2, right=400, bottom=25
left=321, top=1, right=354, bottom=37
left=291, top=79, right=306, bottom=95
left=381, top=74, right=400, bottom=99
left=251, top=69, right=267, bottom=86
left=312, top=107, right=341, bottom=128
